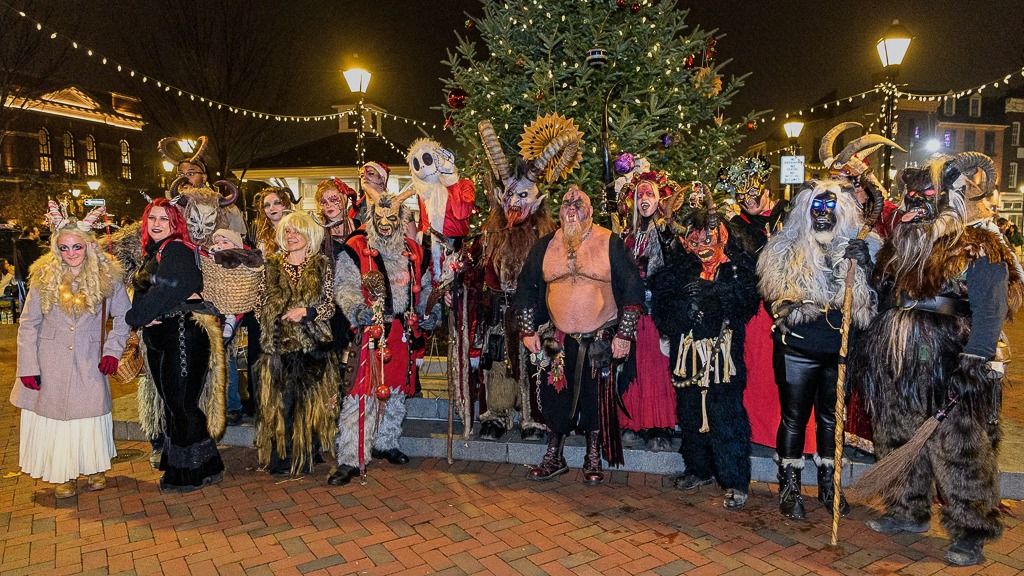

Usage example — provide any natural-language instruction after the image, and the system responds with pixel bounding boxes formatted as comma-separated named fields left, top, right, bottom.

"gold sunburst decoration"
left=518, top=113, right=584, bottom=183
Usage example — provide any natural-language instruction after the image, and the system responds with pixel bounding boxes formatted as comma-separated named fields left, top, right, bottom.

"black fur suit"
left=852, top=226, right=1022, bottom=545
left=649, top=232, right=759, bottom=490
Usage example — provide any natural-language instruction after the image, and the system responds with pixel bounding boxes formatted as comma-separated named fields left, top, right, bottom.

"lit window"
left=62, top=131, right=77, bottom=174
left=38, top=128, right=52, bottom=173
left=119, top=140, right=132, bottom=180
left=943, top=130, right=954, bottom=149
left=84, top=135, right=99, bottom=176
left=943, top=98, right=956, bottom=116
left=1009, top=163, right=1018, bottom=190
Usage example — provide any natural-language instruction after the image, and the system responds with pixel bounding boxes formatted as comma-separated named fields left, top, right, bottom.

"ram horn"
left=166, top=175, right=189, bottom=200
left=834, top=134, right=905, bottom=167
left=157, top=137, right=186, bottom=165
left=478, top=120, right=511, bottom=182
left=188, top=136, right=209, bottom=164
left=948, top=151, right=996, bottom=195
left=214, top=179, right=239, bottom=206
left=395, top=181, right=418, bottom=204
left=818, top=122, right=862, bottom=169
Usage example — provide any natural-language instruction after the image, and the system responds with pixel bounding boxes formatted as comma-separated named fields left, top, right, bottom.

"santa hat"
left=362, top=161, right=390, bottom=186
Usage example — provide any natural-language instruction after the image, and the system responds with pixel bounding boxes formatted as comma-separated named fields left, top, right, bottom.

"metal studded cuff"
left=517, top=306, right=537, bottom=336
left=616, top=305, right=642, bottom=341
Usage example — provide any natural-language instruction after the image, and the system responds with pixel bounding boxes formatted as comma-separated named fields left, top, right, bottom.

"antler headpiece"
left=45, top=199, right=107, bottom=235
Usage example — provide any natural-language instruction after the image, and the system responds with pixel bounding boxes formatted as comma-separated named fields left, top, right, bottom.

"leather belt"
left=896, top=294, right=970, bottom=317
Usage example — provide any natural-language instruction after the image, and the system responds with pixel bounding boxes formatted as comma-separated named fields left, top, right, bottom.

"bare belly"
left=546, top=279, right=617, bottom=333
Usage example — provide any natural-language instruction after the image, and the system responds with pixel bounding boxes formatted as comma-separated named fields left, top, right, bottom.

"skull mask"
left=407, top=139, right=456, bottom=185
left=683, top=222, right=729, bottom=280
left=166, top=180, right=237, bottom=246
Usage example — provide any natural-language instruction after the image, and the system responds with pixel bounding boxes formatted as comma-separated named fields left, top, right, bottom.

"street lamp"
left=70, top=188, right=82, bottom=198
left=783, top=120, right=805, bottom=153
left=177, top=139, right=197, bottom=154
left=876, top=19, right=913, bottom=190
left=344, top=67, right=372, bottom=167
left=86, top=180, right=101, bottom=191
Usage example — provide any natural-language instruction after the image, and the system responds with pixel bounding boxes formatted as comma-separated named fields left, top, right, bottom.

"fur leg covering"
left=373, top=390, right=407, bottom=451
left=335, top=394, right=377, bottom=468
left=708, top=382, right=752, bottom=490
left=676, top=387, right=714, bottom=480
left=481, top=365, right=518, bottom=428
left=136, top=342, right=165, bottom=438
left=194, top=313, right=227, bottom=440
left=932, top=406, right=1002, bottom=542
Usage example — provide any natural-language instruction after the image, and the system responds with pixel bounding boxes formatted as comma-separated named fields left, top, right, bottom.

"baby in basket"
left=210, top=228, right=263, bottom=339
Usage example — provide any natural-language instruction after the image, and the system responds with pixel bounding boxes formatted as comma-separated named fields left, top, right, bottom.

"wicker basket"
left=199, top=256, right=264, bottom=314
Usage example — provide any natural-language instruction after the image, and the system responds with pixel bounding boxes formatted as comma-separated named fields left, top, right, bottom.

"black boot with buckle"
left=815, top=456, right=849, bottom=517
left=777, top=458, right=806, bottom=520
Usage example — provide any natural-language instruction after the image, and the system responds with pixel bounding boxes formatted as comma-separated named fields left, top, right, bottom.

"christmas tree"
left=441, top=0, right=761, bottom=214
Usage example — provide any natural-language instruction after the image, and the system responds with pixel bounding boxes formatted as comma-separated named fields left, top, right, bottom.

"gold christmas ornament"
left=693, top=67, right=722, bottom=97
left=518, top=113, right=584, bottom=183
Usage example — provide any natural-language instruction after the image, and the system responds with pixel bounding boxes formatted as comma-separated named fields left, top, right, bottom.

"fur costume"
left=254, top=252, right=339, bottom=475
left=333, top=183, right=431, bottom=475
left=649, top=219, right=759, bottom=493
left=852, top=153, right=1024, bottom=558
left=757, top=179, right=879, bottom=518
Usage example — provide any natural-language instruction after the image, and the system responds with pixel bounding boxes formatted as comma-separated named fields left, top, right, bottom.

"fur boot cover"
left=255, top=253, right=339, bottom=473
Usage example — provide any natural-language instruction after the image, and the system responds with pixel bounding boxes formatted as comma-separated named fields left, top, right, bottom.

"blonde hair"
left=253, top=187, right=294, bottom=254
left=30, top=228, right=122, bottom=316
left=276, top=211, right=323, bottom=258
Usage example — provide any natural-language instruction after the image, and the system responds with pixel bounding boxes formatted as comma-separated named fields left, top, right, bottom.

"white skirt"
left=19, top=410, right=116, bottom=484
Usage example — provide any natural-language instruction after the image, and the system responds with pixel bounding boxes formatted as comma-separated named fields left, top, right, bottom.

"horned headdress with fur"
left=477, top=113, right=584, bottom=229
left=165, top=180, right=239, bottom=246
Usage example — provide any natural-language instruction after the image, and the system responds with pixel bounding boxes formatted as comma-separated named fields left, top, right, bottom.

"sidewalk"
left=2, top=327, right=1024, bottom=574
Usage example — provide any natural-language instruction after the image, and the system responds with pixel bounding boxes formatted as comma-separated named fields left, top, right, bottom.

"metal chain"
left=177, top=314, right=188, bottom=378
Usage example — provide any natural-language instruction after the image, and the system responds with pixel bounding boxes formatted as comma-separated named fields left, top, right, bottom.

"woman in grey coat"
left=11, top=204, right=130, bottom=499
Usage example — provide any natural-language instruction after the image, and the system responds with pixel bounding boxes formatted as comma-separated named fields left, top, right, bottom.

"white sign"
left=84, top=198, right=106, bottom=207
left=780, top=156, right=805, bottom=185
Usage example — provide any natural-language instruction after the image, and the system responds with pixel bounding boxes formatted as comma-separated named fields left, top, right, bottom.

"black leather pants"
left=773, top=345, right=839, bottom=459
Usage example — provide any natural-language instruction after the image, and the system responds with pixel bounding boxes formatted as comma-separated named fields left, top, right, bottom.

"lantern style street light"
left=783, top=120, right=805, bottom=154
left=86, top=180, right=101, bottom=191
left=344, top=67, right=372, bottom=167
left=876, top=19, right=913, bottom=190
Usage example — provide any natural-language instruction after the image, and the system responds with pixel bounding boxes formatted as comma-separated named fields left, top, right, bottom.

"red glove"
left=20, top=376, right=40, bottom=390
left=98, top=356, right=119, bottom=376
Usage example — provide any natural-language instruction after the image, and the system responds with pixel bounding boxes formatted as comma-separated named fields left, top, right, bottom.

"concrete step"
left=114, top=396, right=1024, bottom=498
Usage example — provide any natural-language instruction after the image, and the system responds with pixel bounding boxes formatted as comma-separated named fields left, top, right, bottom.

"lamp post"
left=876, top=19, right=913, bottom=190
left=781, top=121, right=805, bottom=201
left=343, top=67, right=372, bottom=168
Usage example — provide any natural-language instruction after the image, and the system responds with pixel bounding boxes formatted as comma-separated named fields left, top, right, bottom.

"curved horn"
left=214, top=179, right=239, bottom=206
left=78, top=206, right=107, bottom=231
left=188, top=136, right=209, bottom=164
left=478, top=120, right=511, bottom=182
left=818, top=122, right=862, bottom=168
left=157, top=137, right=186, bottom=164
left=395, top=181, right=417, bottom=204
left=834, top=134, right=905, bottom=167
left=949, top=151, right=996, bottom=195
left=166, top=175, right=189, bottom=199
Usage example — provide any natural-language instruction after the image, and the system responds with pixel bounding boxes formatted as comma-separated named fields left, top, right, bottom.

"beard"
left=562, top=218, right=590, bottom=254
left=883, top=220, right=942, bottom=283
left=812, top=229, right=835, bottom=245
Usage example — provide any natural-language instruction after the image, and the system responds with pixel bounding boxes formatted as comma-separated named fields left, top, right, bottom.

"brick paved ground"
left=2, top=335, right=1024, bottom=575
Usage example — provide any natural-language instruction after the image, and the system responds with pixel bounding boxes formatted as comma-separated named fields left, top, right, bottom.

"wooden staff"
left=830, top=174, right=883, bottom=546
left=447, top=300, right=456, bottom=465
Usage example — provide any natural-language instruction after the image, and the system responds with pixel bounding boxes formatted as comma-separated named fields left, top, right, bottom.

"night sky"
left=40, top=0, right=1024, bottom=150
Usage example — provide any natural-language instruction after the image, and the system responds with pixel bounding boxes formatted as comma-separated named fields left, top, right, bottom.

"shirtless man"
left=514, top=186, right=644, bottom=484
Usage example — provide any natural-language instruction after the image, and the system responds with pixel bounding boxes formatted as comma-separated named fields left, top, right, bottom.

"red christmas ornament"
left=704, top=38, right=718, bottom=63
left=630, top=2, right=640, bottom=14
left=465, top=19, right=475, bottom=31
left=746, top=120, right=757, bottom=132
left=381, top=348, right=393, bottom=363
left=443, top=115, right=455, bottom=131
left=615, top=0, right=626, bottom=7
left=447, top=88, right=468, bottom=110
left=366, top=325, right=383, bottom=339
left=375, top=385, right=392, bottom=401
left=684, top=54, right=696, bottom=69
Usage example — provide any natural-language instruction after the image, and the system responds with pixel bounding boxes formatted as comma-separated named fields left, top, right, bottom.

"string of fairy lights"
left=0, top=1, right=443, bottom=130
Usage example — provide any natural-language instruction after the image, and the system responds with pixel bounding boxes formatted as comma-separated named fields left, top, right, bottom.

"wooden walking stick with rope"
left=830, top=174, right=883, bottom=546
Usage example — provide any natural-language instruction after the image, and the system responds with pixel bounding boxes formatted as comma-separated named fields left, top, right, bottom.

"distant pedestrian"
left=13, top=225, right=41, bottom=304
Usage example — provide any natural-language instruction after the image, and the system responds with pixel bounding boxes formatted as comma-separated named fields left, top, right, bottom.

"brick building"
left=0, top=85, right=159, bottom=226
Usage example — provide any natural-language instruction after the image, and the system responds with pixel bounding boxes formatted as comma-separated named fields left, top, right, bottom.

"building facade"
left=0, top=86, right=158, bottom=225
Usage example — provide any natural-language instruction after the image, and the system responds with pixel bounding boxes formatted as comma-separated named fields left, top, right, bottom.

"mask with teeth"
left=810, top=191, right=838, bottom=232
left=683, top=222, right=729, bottom=280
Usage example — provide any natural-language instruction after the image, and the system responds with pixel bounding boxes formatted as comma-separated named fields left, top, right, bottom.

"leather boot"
left=529, top=432, right=568, bottom=481
left=582, top=431, right=603, bottom=485
left=815, top=457, right=849, bottom=517
left=777, top=459, right=805, bottom=520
